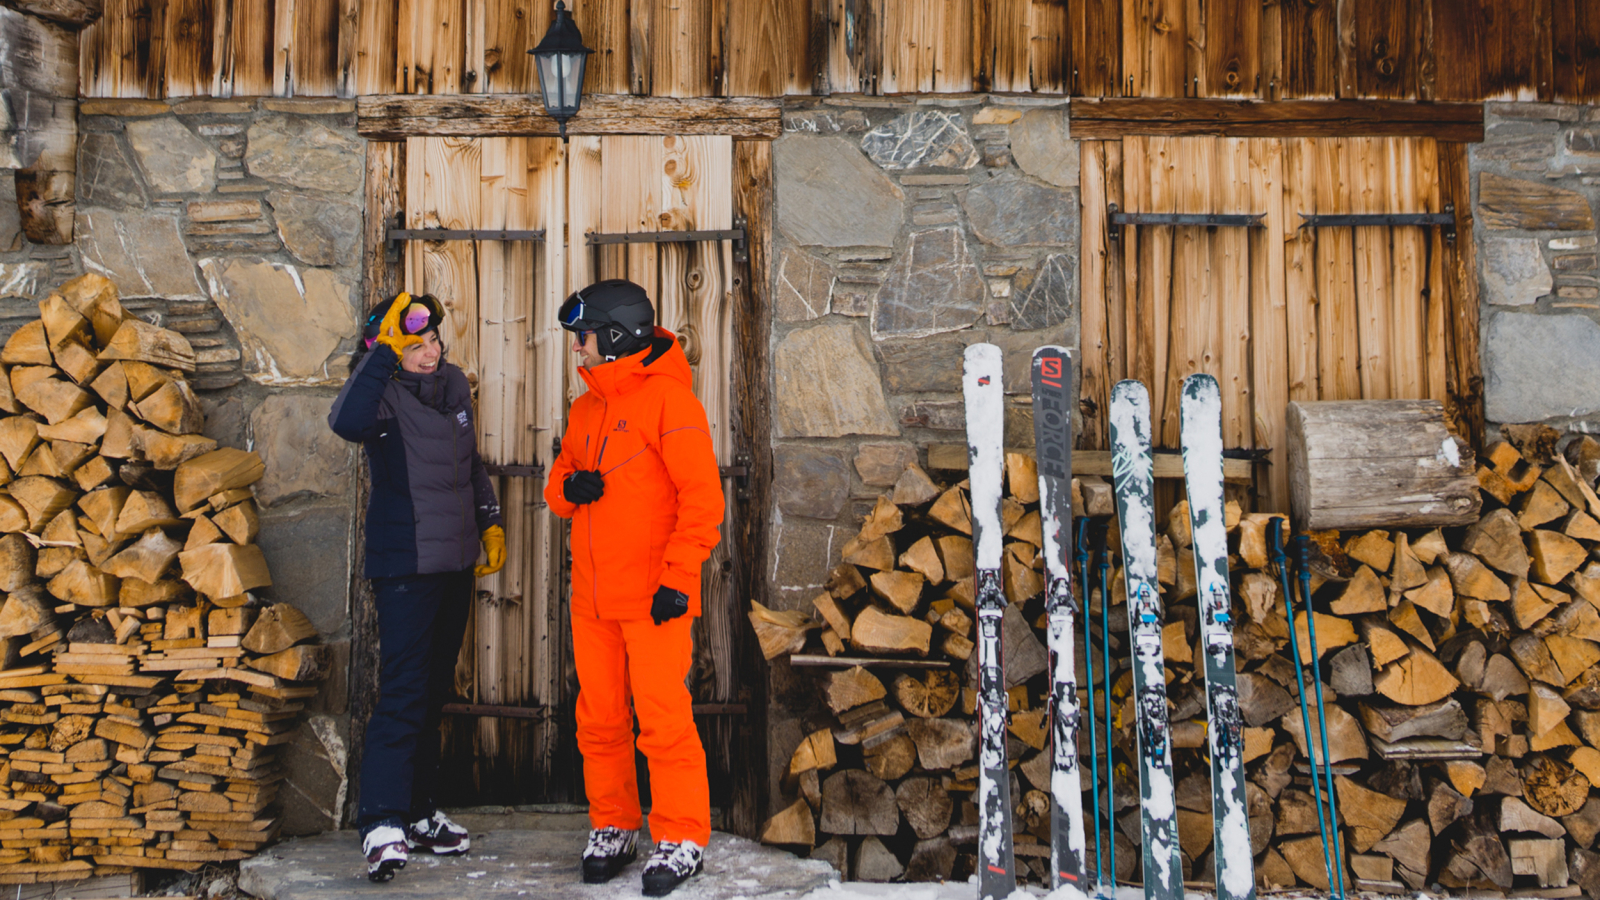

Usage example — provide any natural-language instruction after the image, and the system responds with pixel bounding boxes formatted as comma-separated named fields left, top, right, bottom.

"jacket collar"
left=578, top=328, right=692, bottom=400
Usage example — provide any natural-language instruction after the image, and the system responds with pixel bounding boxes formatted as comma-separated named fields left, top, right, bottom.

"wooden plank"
left=1347, top=0, right=1418, bottom=98
left=1386, top=137, right=1428, bottom=401
left=1122, top=0, right=1185, bottom=98
left=1249, top=137, right=1289, bottom=510
left=987, top=0, right=1029, bottom=92
left=356, top=94, right=784, bottom=140
left=405, top=136, right=482, bottom=383
left=1162, top=135, right=1212, bottom=447
left=353, top=0, right=395, bottom=94
left=569, top=0, right=626, bottom=93
left=1437, top=142, right=1483, bottom=447
left=214, top=0, right=273, bottom=96
left=79, top=0, right=134, bottom=97
left=1259, top=0, right=1282, bottom=99
left=1068, top=0, right=1117, bottom=96
left=1282, top=136, right=1318, bottom=403
left=1215, top=137, right=1251, bottom=447
left=271, top=0, right=293, bottom=95
left=825, top=0, right=880, bottom=94
left=1079, top=141, right=1111, bottom=452
left=362, top=141, right=405, bottom=315
left=935, top=0, right=973, bottom=92
left=139, top=0, right=167, bottom=98
left=1421, top=138, right=1449, bottom=405
left=1281, top=0, right=1336, bottom=98
left=1068, top=98, right=1484, bottom=140
left=1030, top=0, right=1068, bottom=92
left=1312, top=137, right=1360, bottom=400
left=724, top=0, right=811, bottom=96
left=479, top=0, right=544, bottom=94
left=1104, top=138, right=1126, bottom=393
left=650, top=0, right=714, bottom=98
left=565, top=134, right=602, bottom=403
left=1201, top=0, right=1257, bottom=96
left=428, top=0, right=464, bottom=92
left=289, top=0, right=339, bottom=95
left=1352, top=135, right=1393, bottom=399
left=463, top=0, right=483, bottom=93
left=1551, top=0, right=1600, bottom=103
left=164, top=0, right=214, bottom=97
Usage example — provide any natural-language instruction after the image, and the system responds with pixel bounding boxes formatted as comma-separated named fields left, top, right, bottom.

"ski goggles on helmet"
left=557, top=290, right=596, bottom=333
left=363, top=293, right=446, bottom=349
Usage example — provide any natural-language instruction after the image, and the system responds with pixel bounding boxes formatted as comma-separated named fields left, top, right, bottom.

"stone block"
left=199, top=257, right=358, bottom=385
left=774, top=321, right=898, bottom=439
left=877, top=334, right=966, bottom=393
left=77, top=132, right=147, bottom=210
left=1010, top=109, right=1079, bottom=188
left=775, top=135, right=904, bottom=249
left=1485, top=312, right=1600, bottom=422
left=989, top=328, right=1075, bottom=396
left=768, top=518, right=843, bottom=606
left=0, top=263, right=49, bottom=300
left=170, top=98, right=255, bottom=115
left=961, top=174, right=1077, bottom=246
left=260, top=98, right=357, bottom=115
left=855, top=442, right=917, bottom=487
left=1551, top=235, right=1598, bottom=250
left=1568, top=128, right=1600, bottom=156
left=251, top=393, right=353, bottom=507
left=782, top=108, right=871, bottom=134
left=0, top=177, right=17, bottom=252
left=124, top=118, right=217, bottom=194
left=78, top=99, right=170, bottom=117
left=256, top=504, right=352, bottom=634
left=1478, top=172, right=1595, bottom=231
left=275, top=715, right=347, bottom=836
left=199, top=394, right=247, bottom=447
left=861, top=111, right=979, bottom=170
left=774, top=246, right=832, bottom=322
left=246, top=116, right=364, bottom=194
left=872, top=227, right=985, bottom=339
left=774, top=446, right=851, bottom=520
left=831, top=279, right=877, bottom=317
left=1482, top=238, right=1551, bottom=307
left=901, top=400, right=965, bottom=431
left=77, top=208, right=205, bottom=300
left=269, top=190, right=362, bottom=268
left=187, top=198, right=262, bottom=222
left=973, top=107, right=1022, bottom=125
left=1010, top=253, right=1075, bottom=329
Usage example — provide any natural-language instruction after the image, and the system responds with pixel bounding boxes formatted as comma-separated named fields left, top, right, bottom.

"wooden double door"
left=392, top=134, right=751, bottom=810
left=1079, top=135, right=1481, bottom=514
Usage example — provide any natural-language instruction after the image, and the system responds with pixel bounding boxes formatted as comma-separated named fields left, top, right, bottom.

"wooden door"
left=1080, top=135, right=1473, bottom=514
left=396, top=134, right=747, bottom=807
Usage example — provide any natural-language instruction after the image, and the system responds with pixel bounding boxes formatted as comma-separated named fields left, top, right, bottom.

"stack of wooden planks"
left=0, top=273, right=326, bottom=882
left=760, top=429, right=1600, bottom=896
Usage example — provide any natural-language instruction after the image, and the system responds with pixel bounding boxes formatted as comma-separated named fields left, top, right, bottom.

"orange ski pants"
left=571, top=613, right=710, bottom=846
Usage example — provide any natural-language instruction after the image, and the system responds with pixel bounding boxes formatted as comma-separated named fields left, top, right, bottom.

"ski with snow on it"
left=1108, top=380, right=1183, bottom=900
left=1030, top=347, right=1087, bottom=900
left=964, top=343, right=1015, bottom=900
left=1179, top=374, right=1256, bottom=900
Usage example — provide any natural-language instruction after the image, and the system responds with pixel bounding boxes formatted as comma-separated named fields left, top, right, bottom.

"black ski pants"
left=357, top=568, right=473, bottom=831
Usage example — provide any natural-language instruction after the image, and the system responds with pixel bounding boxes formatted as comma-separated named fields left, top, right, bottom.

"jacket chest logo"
left=612, top=420, right=628, bottom=433
left=456, top=410, right=470, bottom=428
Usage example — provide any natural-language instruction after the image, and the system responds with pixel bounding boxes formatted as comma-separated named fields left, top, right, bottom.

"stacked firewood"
left=759, top=430, right=1600, bottom=896
left=0, top=274, right=326, bottom=882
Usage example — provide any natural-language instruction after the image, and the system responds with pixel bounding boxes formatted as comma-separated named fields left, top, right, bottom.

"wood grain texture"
left=1122, top=0, right=1185, bottom=97
left=1312, top=137, right=1359, bottom=401
left=1249, top=136, right=1289, bottom=508
left=353, top=0, right=395, bottom=94
left=1552, top=0, right=1600, bottom=102
left=213, top=0, right=274, bottom=96
left=1351, top=135, right=1392, bottom=399
left=1026, top=0, right=1067, bottom=92
left=1438, top=142, right=1483, bottom=448
left=1281, top=136, right=1319, bottom=404
left=288, top=0, right=340, bottom=95
left=986, top=0, right=1029, bottom=92
left=479, top=0, right=545, bottom=94
left=1069, top=98, right=1484, bottom=140
left=1345, top=0, right=1418, bottom=98
left=164, top=0, right=213, bottom=96
left=1079, top=141, right=1111, bottom=450
left=724, top=0, right=813, bottom=96
left=1069, top=0, right=1119, bottom=96
left=1202, top=0, right=1258, bottom=96
left=357, top=93, right=783, bottom=140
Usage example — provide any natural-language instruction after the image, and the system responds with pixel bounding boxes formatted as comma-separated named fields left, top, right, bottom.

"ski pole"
left=1270, top=518, right=1336, bottom=894
left=1077, top=517, right=1104, bottom=896
left=1296, top=534, right=1348, bottom=900
left=1096, top=524, right=1116, bottom=888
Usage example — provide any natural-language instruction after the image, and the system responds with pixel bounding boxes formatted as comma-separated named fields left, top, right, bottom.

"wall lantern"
left=529, top=0, right=594, bottom=142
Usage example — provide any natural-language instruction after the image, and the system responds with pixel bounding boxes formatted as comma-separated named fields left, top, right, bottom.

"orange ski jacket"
left=545, top=329, right=725, bottom=620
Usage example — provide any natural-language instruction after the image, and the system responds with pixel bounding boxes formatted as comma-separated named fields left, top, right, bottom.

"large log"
left=818, top=770, right=897, bottom=836
left=356, top=94, right=784, bottom=141
left=1286, top=400, right=1480, bottom=530
left=177, top=543, right=271, bottom=599
left=172, top=448, right=264, bottom=513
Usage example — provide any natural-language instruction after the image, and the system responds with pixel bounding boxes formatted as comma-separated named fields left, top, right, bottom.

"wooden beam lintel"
left=356, top=93, right=784, bottom=140
left=1071, top=98, right=1485, bottom=141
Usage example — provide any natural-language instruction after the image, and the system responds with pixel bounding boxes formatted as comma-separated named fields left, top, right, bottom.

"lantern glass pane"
left=563, top=54, right=586, bottom=109
left=536, top=54, right=562, bottom=112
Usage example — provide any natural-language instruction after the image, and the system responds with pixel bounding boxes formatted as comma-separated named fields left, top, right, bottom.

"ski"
left=1031, top=347, right=1087, bottom=900
left=964, top=343, right=1014, bottom=900
left=1108, top=380, right=1182, bottom=900
left=1179, top=374, right=1256, bottom=900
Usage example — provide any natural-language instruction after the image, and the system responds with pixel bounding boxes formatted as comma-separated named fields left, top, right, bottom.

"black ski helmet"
left=558, top=279, right=655, bottom=360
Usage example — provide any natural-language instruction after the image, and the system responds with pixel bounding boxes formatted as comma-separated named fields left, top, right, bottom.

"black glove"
left=563, top=470, right=605, bottom=505
left=651, top=585, right=689, bottom=625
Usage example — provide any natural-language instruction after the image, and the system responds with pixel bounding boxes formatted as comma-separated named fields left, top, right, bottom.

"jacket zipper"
left=587, top=398, right=609, bottom=616
left=453, top=417, right=468, bottom=571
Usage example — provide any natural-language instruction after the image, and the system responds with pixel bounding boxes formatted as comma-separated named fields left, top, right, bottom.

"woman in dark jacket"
left=328, top=293, right=505, bottom=883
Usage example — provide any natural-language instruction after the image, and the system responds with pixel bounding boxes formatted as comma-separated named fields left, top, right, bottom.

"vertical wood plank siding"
left=78, top=0, right=1600, bottom=100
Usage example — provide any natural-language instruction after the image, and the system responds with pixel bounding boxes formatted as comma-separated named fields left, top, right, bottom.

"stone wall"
left=1474, top=102, right=1600, bottom=434
left=0, top=97, right=363, bottom=834
left=763, top=96, right=1079, bottom=805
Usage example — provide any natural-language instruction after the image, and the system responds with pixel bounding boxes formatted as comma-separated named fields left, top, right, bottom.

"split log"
left=853, top=836, right=902, bottom=881
left=842, top=535, right=894, bottom=571
left=1, top=321, right=50, bottom=366
left=850, top=607, right=932, bottom=656
left=821, top=666, right=884, bottom=714
left=898, top=536, right=944, bottom=584
left=97, top=321, right=195, bottom=372
left=1529, top=529, right=1587, bottom=585
left=904, top=717, right=972, bottom=770
left=45, top=559, right=117, bottom=606
left=788, top=729, right=836, bottom=776
left=1336, top=775, right=1408, bottom=852
left=1374, top=648, right=1461, bottom=705
left=100, top=529, right=181, bottom=583
left=928, top=486, right=971, bottom=535
left=1523, top=756, right=1591, bottom=817
left=869, top=570, right=924, bottom=614
left=135, top=428, right=217, bottom=469
left=1509, top=838, right=1569, bottom=887
left=212, top=501, right=259, bottom=545
left=826, top=562, right=867, bottom=600
left=819, top=770, right=897, bottom=836
left=893, top=670, right=959, bottom=718
left=1330, top=565, right=1385, bottom=615
left=747, top=601, right=813, bottom=660
left=178, top=543, right=271, bottom=599
left=891, top=464, right=939, bottom=506
left=1444, top=552, right=1510, bottom=601
left=115, top=490, right=180, bottom=535
left=1345, top=530, right=1395, bottom=571
left=172, top=449, right=265, bottom=513
left=35, top=407, right=103, bottom=445
left=759, top=799, right=814, bottom=847
left=16, top=378, right=90, bottom=427
left=133, top=381, right=204, bottom=436
left=862, top=731, right=915, bottom=780
left=1373, top=819, right=1432, bottom=889
left=246, top=644, right=330, bottom=682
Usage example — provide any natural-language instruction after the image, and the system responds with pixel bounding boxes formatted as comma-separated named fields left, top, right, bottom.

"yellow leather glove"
left=475, top=525, right=506, bottom=578
left=375, top=292, right=424, bottom=355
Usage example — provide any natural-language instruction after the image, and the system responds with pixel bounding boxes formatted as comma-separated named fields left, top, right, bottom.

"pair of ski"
left=963, top=343, right=1254, bottom=900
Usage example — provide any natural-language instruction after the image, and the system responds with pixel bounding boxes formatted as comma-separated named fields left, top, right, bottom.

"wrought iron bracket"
left=1107, top=203, right=1264, bottom=241
left=587, top=219, right=748, bottom=263
left=386, top=213, right=548, bottom=261
left=485, top=463, right=545, bottom=478
left=722, top=451, right=752, bottom=501
left=1297, top=204, right=1457, bottom=244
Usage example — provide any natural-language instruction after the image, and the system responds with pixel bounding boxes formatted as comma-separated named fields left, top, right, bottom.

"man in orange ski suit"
left=545, top=279, right=724, bottom=897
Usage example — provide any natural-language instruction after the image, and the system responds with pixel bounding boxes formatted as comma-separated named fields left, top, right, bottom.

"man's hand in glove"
left=475, top=525, right=506, bottom=578
left=375, top=293, right=423, bottom=355
left=563, top=470, right=605, bottom=505
left=651, top=585, right=689, bottom=625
